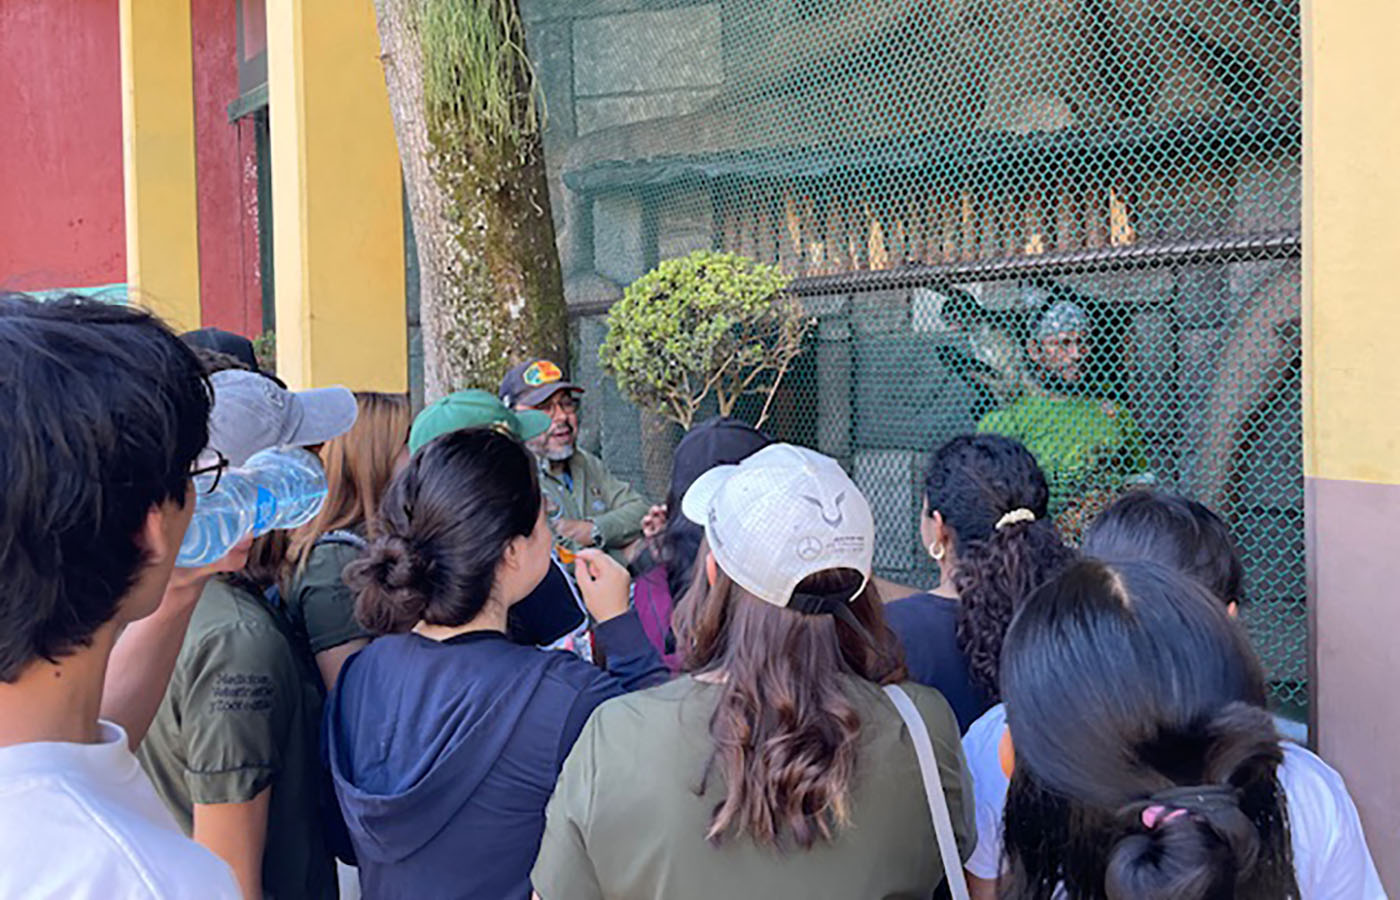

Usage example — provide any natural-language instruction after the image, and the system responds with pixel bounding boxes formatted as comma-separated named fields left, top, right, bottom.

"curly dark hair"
left=923, top=434, right=1076, bottom=699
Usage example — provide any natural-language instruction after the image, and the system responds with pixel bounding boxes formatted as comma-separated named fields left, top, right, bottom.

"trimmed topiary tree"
left=600, top=251, right=810, bottom=430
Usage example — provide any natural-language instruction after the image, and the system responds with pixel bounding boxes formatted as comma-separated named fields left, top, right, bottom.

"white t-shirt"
left=0, top=721, right=240, bottom=899
left=963, top=703, right=1387, bottom=898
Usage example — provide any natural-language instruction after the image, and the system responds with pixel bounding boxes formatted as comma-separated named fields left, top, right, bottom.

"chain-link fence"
left=524, top=0, right=1303, bottom=717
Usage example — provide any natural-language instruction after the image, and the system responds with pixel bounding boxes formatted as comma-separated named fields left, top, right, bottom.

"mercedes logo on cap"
left=796, top=536, right=824, bottom=561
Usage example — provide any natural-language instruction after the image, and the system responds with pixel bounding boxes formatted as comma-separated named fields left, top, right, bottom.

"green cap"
left=408, top=389, right=551, bottom=454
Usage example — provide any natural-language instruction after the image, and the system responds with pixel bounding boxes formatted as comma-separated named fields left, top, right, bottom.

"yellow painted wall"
left=266, top=0, right=407, bottom=392
left=1303, top=0, right=1400, bottom=485
left=119, top=0, right=201, bottom=331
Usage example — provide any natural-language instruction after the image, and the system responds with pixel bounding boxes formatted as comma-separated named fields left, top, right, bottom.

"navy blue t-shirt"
left=884, top=592, right=992, bottom=733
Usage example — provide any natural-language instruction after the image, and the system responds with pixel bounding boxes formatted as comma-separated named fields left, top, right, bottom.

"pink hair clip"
left=1141, top=805, right=1189, bottom=830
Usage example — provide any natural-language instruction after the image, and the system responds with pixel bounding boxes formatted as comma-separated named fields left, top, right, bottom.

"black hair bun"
left=1107, top=785, right=1260, bottom=900
left=348, top=532, right=437, bottom=633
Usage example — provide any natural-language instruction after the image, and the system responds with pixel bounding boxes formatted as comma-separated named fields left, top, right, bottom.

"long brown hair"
left=287, top=391, right=410, bottom=571
left=673, top=540, right=907, bottom=849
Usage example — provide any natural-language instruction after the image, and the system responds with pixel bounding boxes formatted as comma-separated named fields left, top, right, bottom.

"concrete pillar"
left=119, top=0, right=201, bottom=329
left=265, top=0, right=406, bottom=391
left=1303, top=0, right=1400, bottom=886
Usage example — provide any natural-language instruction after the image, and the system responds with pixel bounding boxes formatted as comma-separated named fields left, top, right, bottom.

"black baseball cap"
left=180, top=327, right=286, bottom=387
left=500, top=358, right=584, bottom=408
left=670, top=416, right=773, bottom=499
left=181, top=328, right=260, bottom=370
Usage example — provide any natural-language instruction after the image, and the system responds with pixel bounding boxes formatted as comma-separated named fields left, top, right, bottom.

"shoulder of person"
left=0, top=797, right=239, bottom=900
left=1277, top=743, right=1386, bottom=896
left=303, top=530, right=367, bottom=571
left=0, top=746, right=241, bottom=897
left=187, top=579, right=285, bottom=644
left=560, top=678, right=697, bottom=759
left=884, top=592, right=957, bottom=626
left=961, top=702, right=1009, bottom=792
left=536, top=644, right=632, bottom=693
left=182, top=595, right=299, bottom=676
left=570, top=446, right=609, bottom=474
left=882, top=680, right=962, bottom=743
left=1278, top=743, right=1362, bottom=829
left=962, top=703, right=1007, bottom=758
left=292, top=532, right=366, bottom=588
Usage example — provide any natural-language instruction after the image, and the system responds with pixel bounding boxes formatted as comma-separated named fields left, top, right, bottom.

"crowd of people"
left=0, top=292, right=1386, bottom=899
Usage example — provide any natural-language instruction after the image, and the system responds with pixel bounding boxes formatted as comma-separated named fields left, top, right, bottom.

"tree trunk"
left=372, top=0, right=567, bottom=401
left=639, top=409, right=678, bottom=502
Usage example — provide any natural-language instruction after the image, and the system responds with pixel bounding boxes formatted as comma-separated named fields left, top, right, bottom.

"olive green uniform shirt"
left=540, top=448, right=649, bottom=554
left=285, top=533, right=372, bottom=658
left=533, top=676, right=974, bottom=900
left=137, top=579, right=336, bottom=900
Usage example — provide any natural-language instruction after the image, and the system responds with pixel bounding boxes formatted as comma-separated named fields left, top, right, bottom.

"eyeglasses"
left=190, top=448, right=229, bottom=495
left=537, top=394, right=579, bottom=415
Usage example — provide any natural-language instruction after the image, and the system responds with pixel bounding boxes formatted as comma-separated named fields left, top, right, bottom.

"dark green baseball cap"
left=408, top=389, right=551, bottom=454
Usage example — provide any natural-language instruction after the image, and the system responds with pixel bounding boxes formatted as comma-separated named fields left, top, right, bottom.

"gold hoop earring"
left=928, top=542, right=945, bottom=562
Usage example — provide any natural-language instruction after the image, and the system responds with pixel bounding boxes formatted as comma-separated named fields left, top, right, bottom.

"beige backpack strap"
left=883, top=684, right=970, bottom=900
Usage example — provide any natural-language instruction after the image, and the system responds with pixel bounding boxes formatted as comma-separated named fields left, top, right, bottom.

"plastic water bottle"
left=242, top=447, right=329, bottom=536
left=176, top=470, right=259, bottom=567
left=175, top=447, right=329, bottom=567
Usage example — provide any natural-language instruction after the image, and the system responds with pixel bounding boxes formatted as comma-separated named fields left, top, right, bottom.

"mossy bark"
left=373, top=0, right=567, bottom=401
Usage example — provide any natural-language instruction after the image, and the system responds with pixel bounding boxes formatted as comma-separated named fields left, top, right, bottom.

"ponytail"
left=922, top=434, right=1075, bottom=700
left=954, top=517, right=1075, bottom=698
left=1106, top=704, right=1286, bottom=899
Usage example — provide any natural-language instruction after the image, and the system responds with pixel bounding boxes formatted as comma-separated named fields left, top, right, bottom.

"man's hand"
left=555, top=518, right=597, bottom=547
left=640, top=504, right=668, bottom=540
left=574, top=549, right=630, bottom=623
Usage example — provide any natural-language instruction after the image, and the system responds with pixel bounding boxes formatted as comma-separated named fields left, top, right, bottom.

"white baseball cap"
left=208, top=369, right=359, bottom=466
left=681, top=443, right=875, bottom=609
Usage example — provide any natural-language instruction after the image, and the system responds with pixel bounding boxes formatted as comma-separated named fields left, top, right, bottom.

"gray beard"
left=529, top=435, right=575, bottom=462
left=544, top=443, right=575, bottom=462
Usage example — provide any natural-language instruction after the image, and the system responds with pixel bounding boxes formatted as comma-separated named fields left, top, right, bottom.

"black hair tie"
left=788, top=590, right=876, bottom=645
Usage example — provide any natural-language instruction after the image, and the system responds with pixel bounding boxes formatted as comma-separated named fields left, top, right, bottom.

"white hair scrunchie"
left=995, top=508, right=1037, bottom=531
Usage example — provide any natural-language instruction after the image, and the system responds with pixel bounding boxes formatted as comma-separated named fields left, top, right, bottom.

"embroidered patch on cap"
left=524, top=360, right=563, bottom=386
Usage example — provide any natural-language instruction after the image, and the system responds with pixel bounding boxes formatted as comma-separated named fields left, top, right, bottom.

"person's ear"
left=999, top=727, right=1016, bottom=779
left=1227, top=600, right=1239, bottom=619
left=501, top=534, right=527, bottom=572
left=137, top=505, right=177, bottom=567
left=919, top=506, right=943, bottom=556
left=705, top=552, right=717, bottom=588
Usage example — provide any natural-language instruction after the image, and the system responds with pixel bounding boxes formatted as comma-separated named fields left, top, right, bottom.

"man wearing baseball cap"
left=501, top=359, right=650, bottom=562
left=407, top=389, right=590, bottom=649
left=977, top=290, right=1150, bottom=539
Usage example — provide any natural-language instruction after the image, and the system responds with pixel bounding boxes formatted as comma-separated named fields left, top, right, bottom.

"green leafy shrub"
left=252, top=330, right=276, bottom=374
left=600, top=251, right=810, bottom=429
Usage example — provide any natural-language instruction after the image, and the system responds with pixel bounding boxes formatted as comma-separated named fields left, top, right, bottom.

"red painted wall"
left=191, top=0, right=263, bottom=336
left=0, top=0, right=124, bottom=291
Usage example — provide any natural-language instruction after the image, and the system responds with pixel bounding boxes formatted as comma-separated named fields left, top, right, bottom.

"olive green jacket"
left=540, top=448, right=648, bottom=554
